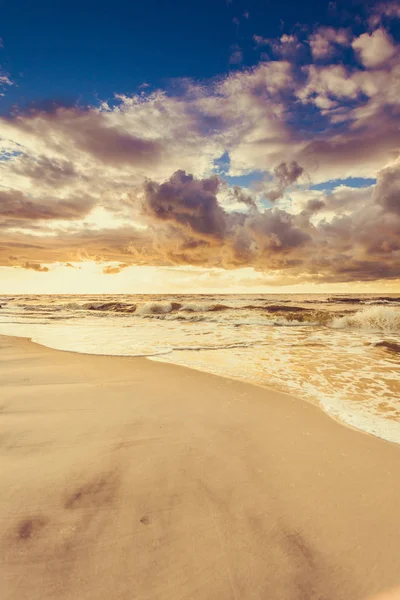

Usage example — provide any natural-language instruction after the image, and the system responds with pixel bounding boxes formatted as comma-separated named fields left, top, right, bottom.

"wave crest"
left=136, top=301, right=181, bottom=315
left=180, top=302, right=230, bottom=312
left=84, top=301, right=137, bottom=313
left=331, top=306, right=400, bottom=332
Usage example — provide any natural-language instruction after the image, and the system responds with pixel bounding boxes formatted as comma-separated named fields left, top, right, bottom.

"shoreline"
left=1, top=333, right=400, bottom=599
left=4, top=332, right=397, bottom=446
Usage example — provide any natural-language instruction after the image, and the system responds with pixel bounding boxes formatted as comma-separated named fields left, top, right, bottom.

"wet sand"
left=1, top=334, right=400, bottom=600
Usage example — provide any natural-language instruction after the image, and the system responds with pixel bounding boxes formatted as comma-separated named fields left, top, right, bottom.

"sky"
left=0, top=0, right=400, bottom=293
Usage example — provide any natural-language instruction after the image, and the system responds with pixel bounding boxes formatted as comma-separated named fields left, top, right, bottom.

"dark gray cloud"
left=142, top=170, right=226, bottom=239
left=373, top=163, right=400, bottom=214
left=230, top=186, right=258, bottom=209
left=267, top=161, right=304, bottom=201
left=305, top=198, right=326, bottom=213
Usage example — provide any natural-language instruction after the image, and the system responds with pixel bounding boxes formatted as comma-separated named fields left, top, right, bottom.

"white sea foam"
left=135, top=301, right=175, bottom=315
left=320, top=395, right=400, bottom=444
left=179, top=302, right=230, bottom=312
left=331, top=306, right=400, bottom=332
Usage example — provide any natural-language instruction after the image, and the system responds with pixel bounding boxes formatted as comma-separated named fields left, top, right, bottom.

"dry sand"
left=1, top=334, right=400, bottom=600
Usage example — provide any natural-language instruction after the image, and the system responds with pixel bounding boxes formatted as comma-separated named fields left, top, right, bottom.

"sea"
left=1, top=293, right=399, bottom=443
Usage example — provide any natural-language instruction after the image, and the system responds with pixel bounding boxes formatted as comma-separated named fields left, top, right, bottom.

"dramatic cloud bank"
left=1, top=2, right=399, bottom=285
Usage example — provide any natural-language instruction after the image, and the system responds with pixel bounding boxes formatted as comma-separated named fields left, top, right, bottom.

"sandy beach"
left=1, top=333, right=400, bottom=600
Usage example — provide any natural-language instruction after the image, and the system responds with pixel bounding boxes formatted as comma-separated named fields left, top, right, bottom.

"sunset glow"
left=1, top=0, right=400, bottom=291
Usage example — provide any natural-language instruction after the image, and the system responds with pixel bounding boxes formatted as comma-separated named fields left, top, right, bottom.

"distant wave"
left=364, top=298, right=400, bottom=305
left=328, top=296, right=400, bottom=306
left=180, top=302, right=230, bottom=312
left=328, top=297, right=363, bottom=304
left=264, top=304, right=310, bottom=313
left=84, top=301, right=137, bottom=313
left=364, top=296, right=400, bottom=304
left=135, top=301, right=181, bottom=315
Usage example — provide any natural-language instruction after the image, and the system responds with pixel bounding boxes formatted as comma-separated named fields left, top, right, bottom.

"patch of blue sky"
left=213, top=151, right=230, bottom=175
left=0, top=149, right=23, bottom=161
left=213, top=152, right=267, bottom=188
left=223, top=171, right=266, bottom=188
left=310, top=177, right=376, bottom=193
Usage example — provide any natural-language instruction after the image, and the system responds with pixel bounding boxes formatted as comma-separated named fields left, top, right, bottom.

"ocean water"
left=1, top=293, right=400, bottom=443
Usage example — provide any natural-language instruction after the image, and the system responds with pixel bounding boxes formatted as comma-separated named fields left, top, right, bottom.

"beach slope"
left=1, top=334, right=399, bottom=600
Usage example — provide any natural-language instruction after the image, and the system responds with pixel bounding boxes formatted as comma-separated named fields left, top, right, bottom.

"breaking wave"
left=135, top=301, right=182, bottom=315
left=331, top=306, right=400, bottom=333
left=84, top=301, right=137, bottom=313
left=179, top=302, right=230, bottom=312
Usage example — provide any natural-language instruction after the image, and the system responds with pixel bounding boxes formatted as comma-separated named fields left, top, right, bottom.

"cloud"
left=0, top=165, right=399, bottom=283
left=271, top=34, right=304, bottom=60
left=0, top=91, right=223, bottom=187
left=21, top=262, right=49, bottom=272
left=0, top=189, right=95, bottom=221
left=2, top=29, right=397, bottom=196
left=253, top=34, right=269, bottom=48
left=265, top=161, right=304, bottom=201
left=103, top=263, right=129, bottom=274
left=290, top=184, right=374, bottom=216
left=0, top=38, right=13, bottom=95
left=305, top=198, right=326, bottom=213
left=139, top=171, right=312, bottom=271
left=0, top=74, right=12, bottom=87
left=298, top=64, right=359, bottom=102
left=229, top=45, right=243, bottom=65
left=253, top=33, right=303, bottom=60
left=0, top=13, right=400, bottom=285
left=368, top=2, right=400, bottom=27
left=352, top=28, right=397, bottom=68
left=309, top=27, right=352, bottom=60
left=10, top=155, right=78, bottom=188
left=229, top=186, right=257, bottom=209
left=10, top=107, right=163, bottom=167
left=373, top=162, right=400, bottom=215
left=141, top=170, right=226, bottom=239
